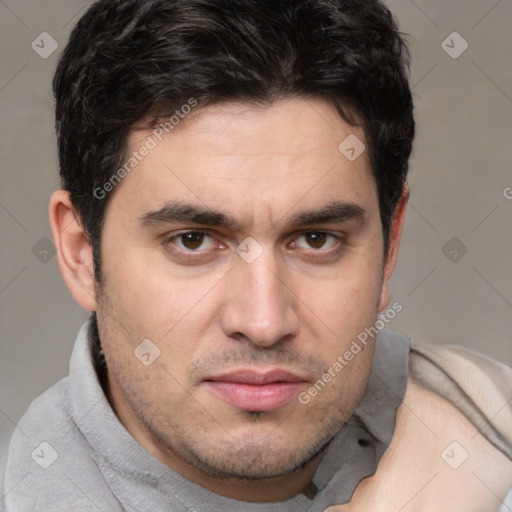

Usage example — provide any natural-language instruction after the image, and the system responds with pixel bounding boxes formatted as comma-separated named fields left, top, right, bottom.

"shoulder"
left=410, top=341, right=512, bottom=459
left=328, top=342, right=512, bottom=512
left=1, top=378, right=121, bottom=511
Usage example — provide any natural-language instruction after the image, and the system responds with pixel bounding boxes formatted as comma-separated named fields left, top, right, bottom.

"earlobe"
left=49, top=190, right=97, bottom=311
left=378, top=184, right=410, bottom=313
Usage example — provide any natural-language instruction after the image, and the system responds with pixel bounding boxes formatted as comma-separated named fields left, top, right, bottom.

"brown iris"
left=305, top=232, right=327, bottom=249
left=181, top=232, right=205, bottom=250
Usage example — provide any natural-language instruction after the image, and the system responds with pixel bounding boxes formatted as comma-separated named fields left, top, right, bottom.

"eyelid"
left=168, top=229, right=340, bottom=245
left=167, top=229, right=219, bottom=249
left=163, top=229, right=346, bottom=264
left=288, top=230, right=343, bottom=247
left=286, top=231, right=347, bottom=263
left=167, top=228, right=213, bottom=240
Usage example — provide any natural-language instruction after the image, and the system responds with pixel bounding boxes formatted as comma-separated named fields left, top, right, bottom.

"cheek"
left=299, top=258, right=382, bottom=325
left=97, top=280, right=196, bottom=405
left=98, top=257, right=229, bottom=384
left=289, top=258, right=383, bottom=378
left=102, top=245, right=220, bottom=338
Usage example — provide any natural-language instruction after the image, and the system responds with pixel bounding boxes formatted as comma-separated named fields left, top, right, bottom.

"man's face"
left=96, top=98, right=389, bottom=481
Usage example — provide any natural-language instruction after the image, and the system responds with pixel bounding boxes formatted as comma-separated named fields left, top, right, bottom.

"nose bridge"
left=221, top=249, right=298, bottom=346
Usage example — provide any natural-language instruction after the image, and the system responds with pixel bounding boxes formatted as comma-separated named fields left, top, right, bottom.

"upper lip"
left=205, top=369, right=308, bottom=385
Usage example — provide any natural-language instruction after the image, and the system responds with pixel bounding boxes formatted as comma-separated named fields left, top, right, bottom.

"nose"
left=220, top=251, right=299, bottom=347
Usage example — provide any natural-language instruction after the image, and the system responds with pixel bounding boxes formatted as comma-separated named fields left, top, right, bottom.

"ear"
left=378, top=183, right=409, bottom=313
left=49, top=190, right=97, bottom=311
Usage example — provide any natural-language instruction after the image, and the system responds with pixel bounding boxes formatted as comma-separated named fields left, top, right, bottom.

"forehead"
left=135, top=98, right=367, bottom=167
left=111, top=98, right=377, bottom=229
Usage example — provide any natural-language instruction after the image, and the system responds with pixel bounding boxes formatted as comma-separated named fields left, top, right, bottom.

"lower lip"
left=205, top=381, right=305, bottom=411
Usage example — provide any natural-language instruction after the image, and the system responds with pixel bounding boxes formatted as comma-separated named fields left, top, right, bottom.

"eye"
left=294, top=232, right=338, bottom=250
left=170, top=231, right=216, bottom=251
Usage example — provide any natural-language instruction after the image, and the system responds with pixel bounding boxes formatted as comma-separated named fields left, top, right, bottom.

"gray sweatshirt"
left=2, top=322, right=511, bottom=511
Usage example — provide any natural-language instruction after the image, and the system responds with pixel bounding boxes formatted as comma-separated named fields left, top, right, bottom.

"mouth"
left=203, top=369, right=308, bottom=412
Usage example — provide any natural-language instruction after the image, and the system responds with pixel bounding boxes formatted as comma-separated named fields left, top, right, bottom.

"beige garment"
left=326, top=343, right=512, bottom=512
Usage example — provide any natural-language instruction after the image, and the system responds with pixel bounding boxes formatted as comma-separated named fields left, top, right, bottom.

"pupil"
left=183, top=232, right=203, bottom=250
left=306, top=232, right=326, bottom=249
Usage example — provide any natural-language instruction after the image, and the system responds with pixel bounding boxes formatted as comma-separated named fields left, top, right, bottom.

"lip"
left=203, top=369, right=308, bottom=412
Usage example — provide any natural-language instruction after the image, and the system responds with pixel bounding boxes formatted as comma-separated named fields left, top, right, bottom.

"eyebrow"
left=138, top=200, right=367, bottom=231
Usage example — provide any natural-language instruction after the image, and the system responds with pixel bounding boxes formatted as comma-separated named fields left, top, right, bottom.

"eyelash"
left=164, top=230, right=345, bottom=262
left=163, top=230, right=219, bottom=262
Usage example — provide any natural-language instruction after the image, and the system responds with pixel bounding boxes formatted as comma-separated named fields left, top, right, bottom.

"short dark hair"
left=53, top=0, right=415, bottom=279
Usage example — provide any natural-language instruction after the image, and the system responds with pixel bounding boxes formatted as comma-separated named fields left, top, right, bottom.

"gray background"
left=1, top=0, right=511, bottom=474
